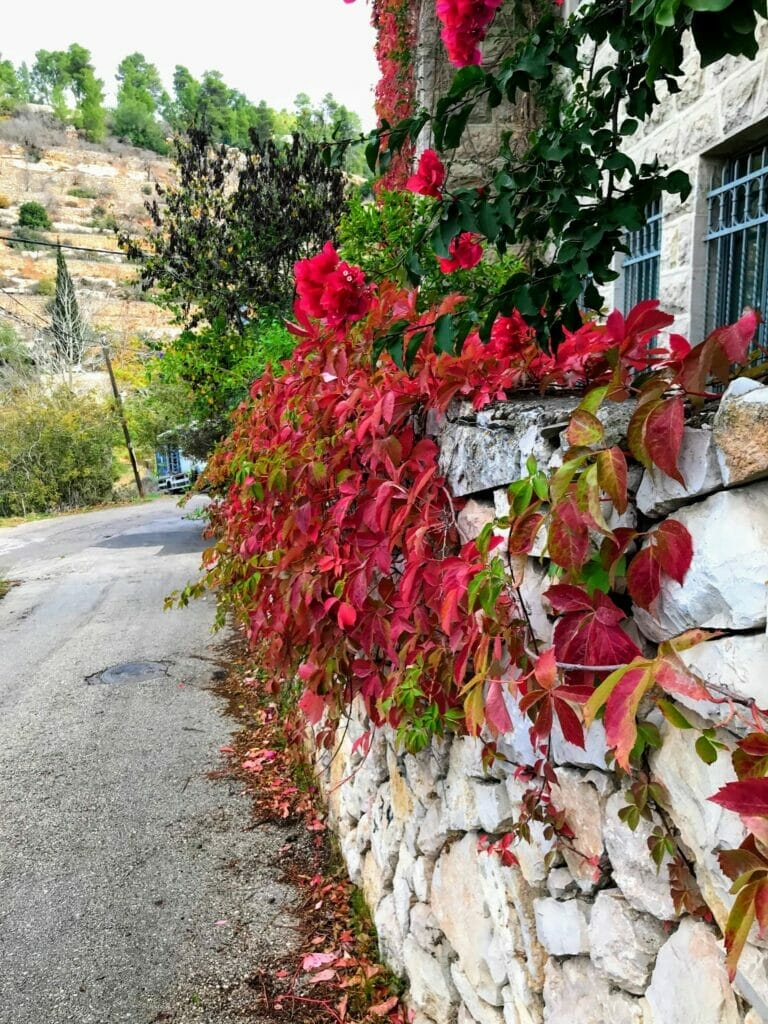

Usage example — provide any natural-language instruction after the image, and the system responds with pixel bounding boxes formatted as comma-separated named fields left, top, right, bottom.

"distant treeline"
left=0, top=45, right=366, bottom=171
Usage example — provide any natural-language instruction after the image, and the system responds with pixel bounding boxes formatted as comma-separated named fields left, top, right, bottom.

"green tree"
left=18, top=201, right=51, bottom=229
left=49, top=245, right=88, bottom=369
left=0, top=56, right=24, bottom=115
left=66, top=44, right=105, bottom=142
left=113, top=52, right=169, bottom=152
left=293, top=92, right=366, bottom=175
left=0, top=384, right=117, bottom=516
left=121, top=128, right=348, bottom=329
left=31, top=49, right=70, bottom=119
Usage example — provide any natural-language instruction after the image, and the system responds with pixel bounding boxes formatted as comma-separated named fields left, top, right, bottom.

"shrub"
left=8, top=227, right=45, bottom=251
left=0, top=385, right=118, bottom=516
left=33, top=277, right=55, bottom=297
left=18, top=201, right=51, bottom=230
left=67, top=186, right=98, bottom=200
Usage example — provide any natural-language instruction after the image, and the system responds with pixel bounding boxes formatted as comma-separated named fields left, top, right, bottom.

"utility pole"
left=101, top=338, right=144, bottom=499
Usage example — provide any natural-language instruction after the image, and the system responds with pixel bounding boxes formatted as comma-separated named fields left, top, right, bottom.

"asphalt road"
left=0, top=499, right=296, bottom=1024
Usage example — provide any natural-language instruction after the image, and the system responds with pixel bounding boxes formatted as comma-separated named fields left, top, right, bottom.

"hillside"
left=0, top=113, right=175, bottom=346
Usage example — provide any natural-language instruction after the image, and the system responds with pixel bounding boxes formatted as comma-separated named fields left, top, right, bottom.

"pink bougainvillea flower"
left=321, top=262, right=372, bottom=328
left=294, top=243, right=372, bottom=331
left=436, top=0, right=503, bottom=66
left=437, top=232, right=483, bottom=273
left=405, top=149, right=446, bottom=198
left=294, top=241, right=340, bottom=319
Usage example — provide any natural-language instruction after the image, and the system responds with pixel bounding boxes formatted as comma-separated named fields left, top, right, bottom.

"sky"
left=2, top=0, right=380, bottom=126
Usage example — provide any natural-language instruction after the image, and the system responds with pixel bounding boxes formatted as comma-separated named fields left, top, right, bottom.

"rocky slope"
left=0, top=117, right=175, bottom=345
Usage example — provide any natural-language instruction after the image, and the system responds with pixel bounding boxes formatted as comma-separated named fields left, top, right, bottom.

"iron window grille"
left=623, top=199, right=662, bottom=313
left=706, top=144, right=768, bottom=352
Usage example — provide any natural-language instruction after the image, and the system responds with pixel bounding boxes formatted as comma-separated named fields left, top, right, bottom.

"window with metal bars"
left=622, top=199, right=662, bottom=313
left=706, top=144, right=768, bottom=350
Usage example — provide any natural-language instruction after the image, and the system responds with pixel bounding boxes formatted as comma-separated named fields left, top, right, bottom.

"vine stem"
left=551, top=658, right=764, bottom=712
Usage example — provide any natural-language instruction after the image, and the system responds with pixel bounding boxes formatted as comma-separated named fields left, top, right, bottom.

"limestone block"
left=542, top=958, right=644, bottom=1024
left=361, top=849, right=386, bottom=912
left=403, top=934, right=459, bottom=1022
left=678, top=633, right=768, bottom=725
left=721, top=68, right=761, bottom=136
left=416, top=800, right=455, bottom=859
left=409, top=902, right=448, bottom=958
left=644, top=919, right=741, bottom=1024
left=551, top=768, right=611, bottom=889
left=533, top=896, right=591, bottom=955
left=650, top=721, right=745, bottom=926
left=588, top=890, right=666, bottom=994
left=431, top=835, right=505, bottom=1004
left=374, top=892, right=406, bottom=975
left=431, top=834, right=546, bottom=1005
left=633, top=485, right=768, bottom=641
left=452, top=964, right=507, bottom=1024
left=370, top=784, right=404, bottom=883
left=393, top=840, right=416, bottom=934
left=713, top=378, right=768, bottom=487
left=458, top=498, right=498, bottom=545
left=387, top=745, right=417, bottom=822
left=339, top=825, right=364, bottom=885
left=442, top=772, right=514, bottom=833
left=403, top=739, right=451, bottom=798
left=551, top=719, right=609, bottom=770
left=501, top=973, right=544, bottom=1024
left=603, top=791, right=676, bottom=919
left=439, top=398, right=573, bottom=497
left=439, top=422, right=528, bottom=496
left=635, top=427, right=722, bottom=517
left=413, top=855, right=434, bottom=903
left=734, top=941, right=768, bottom=1021
left=546, top=866, right=578, bottom=899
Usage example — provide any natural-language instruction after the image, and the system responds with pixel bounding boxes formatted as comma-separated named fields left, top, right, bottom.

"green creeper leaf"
left=657, top=698, right=694, bottom=729
left=696, top=734, right=719, bottom=765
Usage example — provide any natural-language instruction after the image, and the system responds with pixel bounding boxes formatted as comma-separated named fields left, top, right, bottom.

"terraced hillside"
left=0, top=117, right=176, bottom=346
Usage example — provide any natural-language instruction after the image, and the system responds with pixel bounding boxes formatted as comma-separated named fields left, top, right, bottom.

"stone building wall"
left=319, top=382, right=768, bottom=1024
left=413, top=1, right=538, bottom=186
left=608, top=25, right=768, bottom=342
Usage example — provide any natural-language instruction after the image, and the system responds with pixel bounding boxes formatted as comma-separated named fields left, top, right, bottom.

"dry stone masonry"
left=318, top=382, right=768, bottom=1024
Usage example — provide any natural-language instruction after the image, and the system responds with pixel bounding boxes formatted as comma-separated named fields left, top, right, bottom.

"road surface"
left=0, top=498, right=295, bottom=1024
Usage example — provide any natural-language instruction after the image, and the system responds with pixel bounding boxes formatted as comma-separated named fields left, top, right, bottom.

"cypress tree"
left=50, top=245, right=87, bottom=366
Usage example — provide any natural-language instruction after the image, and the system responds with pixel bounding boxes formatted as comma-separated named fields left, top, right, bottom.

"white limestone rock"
left=551, top=768, right=611, bottom=889
left=431, top=834, right=546, bottom=1005
left=588, top=889, right=666, bottom=994
left=550, top=719, right=609, bottom=770
left=644, top=919, right=741, bottom=1024
left=458, top=498, right=498, bottom=545
left=374, top=892, right=406, bottom=975
left=409, top=902, right=448, bottom=958
left=636, top=427, right=722, bottom=517
left=416, top=800, right=455, bottom=859
left=650, top=720, right=745, bottom=926
left=412, top=855, right=434, bottom=903
left=452, top=964, right=507, bottom=1024
left=403, top=935, right=459, bottom=1022
left=633, top=485, right=768, bottom=641
left=713, top=377, right=768, bottom=487
left=678, top=633, right=768, bottom=725
left=393, top=840, right=415, bottom=934
left=546, top=867, right=578, bottom=899
left=370, top=783, right=405, bottom=883
left=603, top=791, right=676, bottom=919
left=542, top=958, right=644, bottom=1024
left=533, top=896, right=591, bottom=955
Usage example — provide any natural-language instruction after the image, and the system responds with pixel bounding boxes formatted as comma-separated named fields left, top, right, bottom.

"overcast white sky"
left=2, top=0, right=379, bottom=125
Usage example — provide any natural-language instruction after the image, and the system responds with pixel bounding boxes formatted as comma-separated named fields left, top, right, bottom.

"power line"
left=0, top=286, right=48, bottom=327
left=0, top=234, right=141, bottom=259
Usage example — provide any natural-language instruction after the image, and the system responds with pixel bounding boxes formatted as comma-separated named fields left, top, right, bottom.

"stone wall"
left=319, top=383, right=768, bottom=1024
left=605, top=26, right=768, bottom=339
left=413, top=1, right=537, bottom=186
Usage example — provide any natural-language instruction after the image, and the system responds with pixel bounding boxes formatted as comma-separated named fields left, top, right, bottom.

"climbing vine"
left=370, top=0, right=418, bottom=191
left=177, top=0, right=768, bottom=985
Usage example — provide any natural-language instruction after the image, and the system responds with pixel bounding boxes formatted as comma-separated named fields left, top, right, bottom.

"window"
left=706, top=144, right=768, bottom=349
left=622, top=199, right=662, bottom=313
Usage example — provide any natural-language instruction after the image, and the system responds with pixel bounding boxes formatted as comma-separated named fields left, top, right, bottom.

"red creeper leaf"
left=596, top=446, right=628, bottom=514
